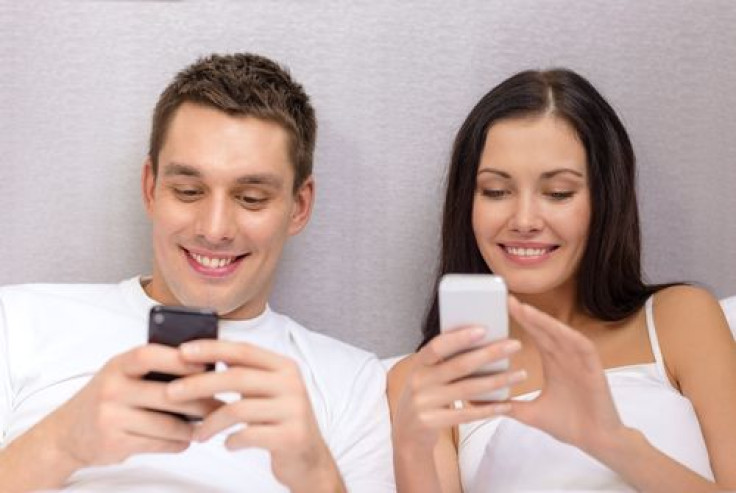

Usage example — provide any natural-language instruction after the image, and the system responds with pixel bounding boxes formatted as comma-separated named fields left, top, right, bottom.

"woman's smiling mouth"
left=499, top=243, right=559, bottom=264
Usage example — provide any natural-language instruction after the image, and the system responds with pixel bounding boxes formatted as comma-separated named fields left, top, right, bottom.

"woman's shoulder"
left=652, top=284, right=735, bottom=384
left=652, top=284, right=726, bottom=332
left=654, top=283, right=719, bottom=306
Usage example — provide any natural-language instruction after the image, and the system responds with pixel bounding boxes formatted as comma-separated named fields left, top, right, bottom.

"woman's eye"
left=547, top=191, right=575, bottom=201
left=481, top=189, right=509, bottom=199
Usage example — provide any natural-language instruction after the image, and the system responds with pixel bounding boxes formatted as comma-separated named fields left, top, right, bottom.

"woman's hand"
left=391, top=327, right=525, bottom=451
left=506, top=296, right=626, bottom=456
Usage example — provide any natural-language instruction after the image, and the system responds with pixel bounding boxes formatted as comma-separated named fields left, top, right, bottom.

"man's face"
left=142, top=102, right=313, bottom=319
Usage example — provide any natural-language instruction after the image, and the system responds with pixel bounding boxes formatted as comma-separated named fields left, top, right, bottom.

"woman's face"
left=471, top=115, right=591, bottom=295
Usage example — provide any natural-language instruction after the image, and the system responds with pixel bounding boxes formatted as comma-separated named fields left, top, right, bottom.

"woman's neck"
left=512, top=279, right=587, bottom=328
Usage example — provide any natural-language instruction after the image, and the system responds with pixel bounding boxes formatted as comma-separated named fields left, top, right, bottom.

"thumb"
left=506, top=399, right=542, bottom=429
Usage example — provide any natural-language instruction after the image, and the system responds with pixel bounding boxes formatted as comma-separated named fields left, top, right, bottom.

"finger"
left=418, top=402, right=512, bottom=428
left=118, top=378, right=224, bottom=418
left=166, top=367, right=280, bottom=401
left=426, top=339, right=521, bottom=386
left=178, top=340, right=287, bottom=370
left=221, top=424, right=286, bottom=451
left=195, top=398, right=282, bottom=442
left=136, top=436, right=191, bottom=455
left=421, top=369, right=527, bottom=408
left=117, top=344, right=206, bottom=378
left=120, top=406, right=197, bottom=442
left=418, top=326, right=491, bottom=366
left=511, top=297, right=600, bottom=369
left=508, top=296, right=561, bottom=354
left=121, top=433, right=192, bottom=456
left=503, top=399, right=545, bottom=430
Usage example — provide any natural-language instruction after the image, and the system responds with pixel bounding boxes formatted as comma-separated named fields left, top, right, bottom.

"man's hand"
left=47, top=344, right=221, bottom=467
left=168, top=340, right=346, bottom=493
left=1, top=344, right=222, bottom=491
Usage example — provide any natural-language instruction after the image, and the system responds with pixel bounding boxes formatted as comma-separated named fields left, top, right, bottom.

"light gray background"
left=1, top=1, right=735, bottom=358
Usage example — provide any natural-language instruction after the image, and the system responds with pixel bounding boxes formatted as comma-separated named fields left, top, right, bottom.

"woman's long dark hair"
left=420, top=69, right=677, bottom=348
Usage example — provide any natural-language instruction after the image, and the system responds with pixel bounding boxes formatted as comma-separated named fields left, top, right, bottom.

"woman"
left=388, top=69, right=736, bottom=492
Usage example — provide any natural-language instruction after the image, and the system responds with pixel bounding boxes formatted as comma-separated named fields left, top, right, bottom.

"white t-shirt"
left=0, top=278, right=394, bottom=492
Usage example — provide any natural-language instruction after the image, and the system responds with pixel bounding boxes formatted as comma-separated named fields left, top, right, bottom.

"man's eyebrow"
left=162, top=163, right=283, bottom=188
left=163, top=162, right=201, bottom=178
left=235, top=174, right=283, bottom=188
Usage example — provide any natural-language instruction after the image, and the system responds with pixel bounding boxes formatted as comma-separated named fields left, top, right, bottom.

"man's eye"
left=481, top=189, right=509, bottom=199
left=238, top=195, right=267, bottom=206
left=547, top=191, right=575, bottom=201
left=173, top=188, right=202, bottom=200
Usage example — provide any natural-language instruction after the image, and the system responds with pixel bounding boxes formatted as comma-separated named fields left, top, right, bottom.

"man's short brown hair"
left=149, top=53, right=316, bottom=191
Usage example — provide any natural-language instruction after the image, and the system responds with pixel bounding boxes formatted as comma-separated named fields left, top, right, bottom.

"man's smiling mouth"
left=190, top=252, right=236, bottom=268
left=181, top=247, right=248, bottom=273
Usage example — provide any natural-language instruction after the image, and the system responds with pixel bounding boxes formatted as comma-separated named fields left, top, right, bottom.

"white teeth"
left=506, top=246, right=549, bottom=257
left=191, top=253, right=235, bottom=268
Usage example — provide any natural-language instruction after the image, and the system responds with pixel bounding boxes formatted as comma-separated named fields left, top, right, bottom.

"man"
left=0, top=53, right=394, bottom=492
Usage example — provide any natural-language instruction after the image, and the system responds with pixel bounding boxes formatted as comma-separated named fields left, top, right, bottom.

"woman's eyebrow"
left=540, top=168, right=585, bottom=179
left=477, top=168, right=511, bottom=178
left=476, top=167, right=585, bottom=179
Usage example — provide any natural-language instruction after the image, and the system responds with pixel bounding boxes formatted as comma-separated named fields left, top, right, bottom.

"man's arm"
left=0, top=343, right=220, bottom=492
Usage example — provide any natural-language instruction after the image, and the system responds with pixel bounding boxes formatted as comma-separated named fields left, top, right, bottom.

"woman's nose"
left=509, top=195, right=543, bottom=234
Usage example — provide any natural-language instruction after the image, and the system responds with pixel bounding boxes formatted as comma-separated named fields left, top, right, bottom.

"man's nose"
left=195, top=194, right=236, bottom=245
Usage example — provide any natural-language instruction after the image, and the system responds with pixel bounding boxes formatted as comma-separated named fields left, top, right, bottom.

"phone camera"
left=153, top=313, right=165, bottom=325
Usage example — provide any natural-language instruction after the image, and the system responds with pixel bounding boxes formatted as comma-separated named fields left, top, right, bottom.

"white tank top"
left=457, top=297, right=714, bottom=492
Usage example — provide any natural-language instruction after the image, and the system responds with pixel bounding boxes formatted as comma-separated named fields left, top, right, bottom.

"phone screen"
left=145, top=305, right=219, bottom=383
left=439, top=274, right=509, bottom=401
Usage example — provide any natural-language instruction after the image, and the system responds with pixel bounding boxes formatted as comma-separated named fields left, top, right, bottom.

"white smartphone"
left=439, top=274, right=509, bottom=401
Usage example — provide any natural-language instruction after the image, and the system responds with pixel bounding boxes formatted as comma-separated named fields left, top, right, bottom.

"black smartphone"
left=144, top=305, right=219, bottom=383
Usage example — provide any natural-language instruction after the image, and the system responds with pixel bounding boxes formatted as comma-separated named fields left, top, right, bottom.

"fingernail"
left=469, top=327, right=486, bottom=340
left=508, top=369, right=527, bottom=384
left=501, top=339, right=522, bottom=354
left=194, top=427, right=210, bottom=443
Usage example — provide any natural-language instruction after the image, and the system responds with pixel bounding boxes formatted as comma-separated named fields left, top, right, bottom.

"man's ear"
left=288, top=176, right=315, bottom=236
left=141, top=158, right=157, bottom=217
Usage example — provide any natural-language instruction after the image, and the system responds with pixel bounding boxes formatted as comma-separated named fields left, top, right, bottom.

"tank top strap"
left=644, top=295, right=673, bottom=388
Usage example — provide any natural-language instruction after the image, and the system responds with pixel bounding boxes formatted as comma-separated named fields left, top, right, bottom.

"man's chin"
left=190, top=292, right=264, bottom=319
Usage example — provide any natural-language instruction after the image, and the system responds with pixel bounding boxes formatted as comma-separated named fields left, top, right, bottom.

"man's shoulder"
left=0, top=280, right=137, bottom=322
left=0, top=281, right=123, bottom=305
left=280, top=313, right=377, bottom=358
left=1, top=281, right=120, bottom=296
left=273, top=312, right=385, bottom=377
